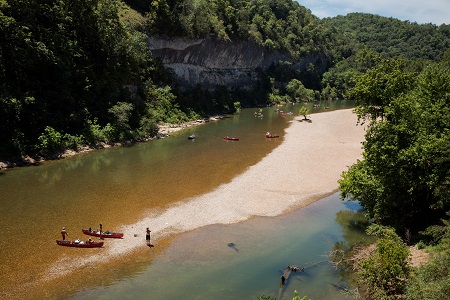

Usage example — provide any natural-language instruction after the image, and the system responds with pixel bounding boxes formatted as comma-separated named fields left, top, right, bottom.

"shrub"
left=137, top=116, right=158, bottom=138
left=62, top=133, right=84, bottom=150
left=356, top=224, right=411, bottom=299
left=37, top=126, right=63, bottom=156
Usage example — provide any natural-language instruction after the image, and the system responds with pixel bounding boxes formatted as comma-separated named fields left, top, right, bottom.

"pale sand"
left=45, top=108, right=365, bottom=279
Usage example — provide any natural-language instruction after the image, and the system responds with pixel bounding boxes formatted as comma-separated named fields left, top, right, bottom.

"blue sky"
left=295, top=0, right=450, bottom=25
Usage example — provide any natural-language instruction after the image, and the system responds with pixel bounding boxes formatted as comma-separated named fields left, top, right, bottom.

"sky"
left=295, top=0, right=450, bottom=25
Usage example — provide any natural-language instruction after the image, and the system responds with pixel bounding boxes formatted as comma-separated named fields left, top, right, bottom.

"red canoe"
left=82, top=228, right=124, bottom=238
left=223, top=137, right=239, bottom=141
left=56, top=240, right=104, bottom=248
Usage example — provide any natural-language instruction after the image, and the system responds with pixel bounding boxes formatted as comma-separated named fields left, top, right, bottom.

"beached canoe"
left=82, top=228, right=124, bottom=238
left=265, top=134, right=279, bottom=138
left=56, top=240, right=104, bottom=248
left=223, top=137, right=239, bottom=141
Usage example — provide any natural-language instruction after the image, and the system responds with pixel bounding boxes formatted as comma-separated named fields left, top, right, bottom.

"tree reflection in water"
left=328, top=206, right=375, bottom=298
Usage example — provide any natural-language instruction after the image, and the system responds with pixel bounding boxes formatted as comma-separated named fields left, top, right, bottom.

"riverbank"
left=44, top=108, right=366, bottom=280
left=1, top=108, right=366, bottom=300
left=0, top=116, right=225, bottom=170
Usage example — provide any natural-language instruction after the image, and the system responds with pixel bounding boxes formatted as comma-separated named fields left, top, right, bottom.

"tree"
left=286, top=79, right=314, bottom=102
left=0, top=0, right=158, bottom=157
left=340, top=62, right=450, bottom=232
left=37, top=126, right=63, bottom=156
left=233, top=101, right=241, bottom=112
left=298, top=106, right=310, bottom=120
left=320, top=49, right=381, bottom=100
left=348, top=58, right=417, bottom=122
left=356, top=225, right=411, bottom=300
left=108, top=102, right=134, bottom=139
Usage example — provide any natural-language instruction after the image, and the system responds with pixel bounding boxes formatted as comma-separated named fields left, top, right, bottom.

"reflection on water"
left=69, top=193, right=368, bottom=300
left=331, top=205, right=374, bottom=296
left=0, top=100, right=356, bottom=299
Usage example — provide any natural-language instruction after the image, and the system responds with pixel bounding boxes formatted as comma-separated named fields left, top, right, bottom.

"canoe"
left=188, top=134, right=196, bottom=139
left=223, top=137, right=239, bottom=141
left=82, top=228, right=124, bottom=238
left=266, top=134, right=279, bottom=138
left=56, top=240, right=104, bottom=248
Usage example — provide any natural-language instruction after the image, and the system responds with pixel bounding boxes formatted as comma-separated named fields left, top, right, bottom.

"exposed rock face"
left=148, top=36, right=291, bottom=90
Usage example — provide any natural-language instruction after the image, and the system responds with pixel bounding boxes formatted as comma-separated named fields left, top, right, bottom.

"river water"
left=0, top=101, right=359, bottom=299
left=69, top=193, right=369, bottom=300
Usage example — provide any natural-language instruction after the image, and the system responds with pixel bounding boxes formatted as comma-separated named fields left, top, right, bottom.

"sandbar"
left=46, top=108, right=365, bottom=278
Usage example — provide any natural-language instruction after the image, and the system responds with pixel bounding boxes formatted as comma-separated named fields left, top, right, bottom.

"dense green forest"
left=328, top=14, right=450, bottom=299
left=0, top=0, right=336, bottom=160
left=2, top=0, right=449, bottom=161
left=336, top=57, right=450, bottom=299
left=323, top=13, right=450, bottom=61
left=2, top=0, right=450, bottom=298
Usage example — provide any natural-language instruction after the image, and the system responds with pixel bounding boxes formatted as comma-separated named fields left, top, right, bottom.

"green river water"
left=69, top=193, right=369, bottom=300
left=0, top=101, right=364, bottom=300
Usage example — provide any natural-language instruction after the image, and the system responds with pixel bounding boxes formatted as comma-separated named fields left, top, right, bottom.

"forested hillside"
left=320, top=13, right=450, bottom=99
left=0, top=0, right=167, bottom=159
left=0, top=0, right=336, bottom=161
left=2, top=1, right=450, bottom=298
left=1, top=0, right=449, bottom=165
left=336, top=56, right=450, bottom=300
left=323, top=13, right=450, bottom=61
left=138, top=0, right=333, bottom=60
left=330, top=13, right=450, bottom=300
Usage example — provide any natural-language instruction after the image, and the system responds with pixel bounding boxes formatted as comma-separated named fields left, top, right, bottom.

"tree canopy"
left=1, top=0, right=449, bottom=163
left=339, top=59, right=450, bottom=232
left=0, top=0, right=162, bottom=157
left=323, top=13, right=450, bottom=61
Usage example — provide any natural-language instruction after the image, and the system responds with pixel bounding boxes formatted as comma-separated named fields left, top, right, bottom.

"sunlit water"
left=0, top=100, right=356, bottom=299
left=69, top=193, right=368, bottom=300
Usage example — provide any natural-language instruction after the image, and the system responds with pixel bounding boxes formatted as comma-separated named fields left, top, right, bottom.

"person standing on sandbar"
left=61, top=227, right=68, bottom=240
left=146, top=228, right=151, bottom=246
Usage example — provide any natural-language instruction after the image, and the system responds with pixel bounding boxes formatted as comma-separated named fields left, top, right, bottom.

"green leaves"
left=146, top=83, right=189, bottom=124
left=340, top=61, right=450, bottom=232
left=286, top=79, right=314, bottom=102
left=348, top=58, right=417, bottom=121
left=356, top=225, right=410, bottom=300
left=297, top=106, right=310, bottom=120
left=37, top=126, right=63, bottom=156
left=0, top=0, right=164, bottom=156
left=323, top=13, right=450, bottom=61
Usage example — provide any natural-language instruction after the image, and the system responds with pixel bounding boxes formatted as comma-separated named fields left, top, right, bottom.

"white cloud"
left=296, top=0, right=450, bottom=25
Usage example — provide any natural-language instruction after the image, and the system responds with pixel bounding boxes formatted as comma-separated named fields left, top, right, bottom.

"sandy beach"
left=44, top=108, right=365, bottom=280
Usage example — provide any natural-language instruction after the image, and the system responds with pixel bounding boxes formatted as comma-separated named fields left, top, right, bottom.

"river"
left=69, top=193, right=370, bottom=300
left=0, top=101, right=359, bottom=300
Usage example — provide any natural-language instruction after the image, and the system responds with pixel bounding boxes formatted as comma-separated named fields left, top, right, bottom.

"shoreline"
left=0, top=115, right=225, bottom=170
left=44, top=108, right=366, bottom=281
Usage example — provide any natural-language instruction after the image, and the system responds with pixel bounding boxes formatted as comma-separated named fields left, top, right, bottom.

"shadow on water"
left=227, top=242, right=239, bottom=252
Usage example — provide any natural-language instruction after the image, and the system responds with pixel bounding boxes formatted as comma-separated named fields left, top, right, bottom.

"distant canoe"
left=223, top=137, right=239, bottom=141
left=265, top=134, right=279, bottom=138
left=188, top=134, right=196, bottom=140
left=82, top=228, right=123, bottom=238
left=56, top=240, right=104, bottom=248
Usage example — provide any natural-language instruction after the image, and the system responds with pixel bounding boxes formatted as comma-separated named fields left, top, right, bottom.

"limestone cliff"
left=148, top=35, right=327, bottom=91
left=148, top=35, right=273, bottom=90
